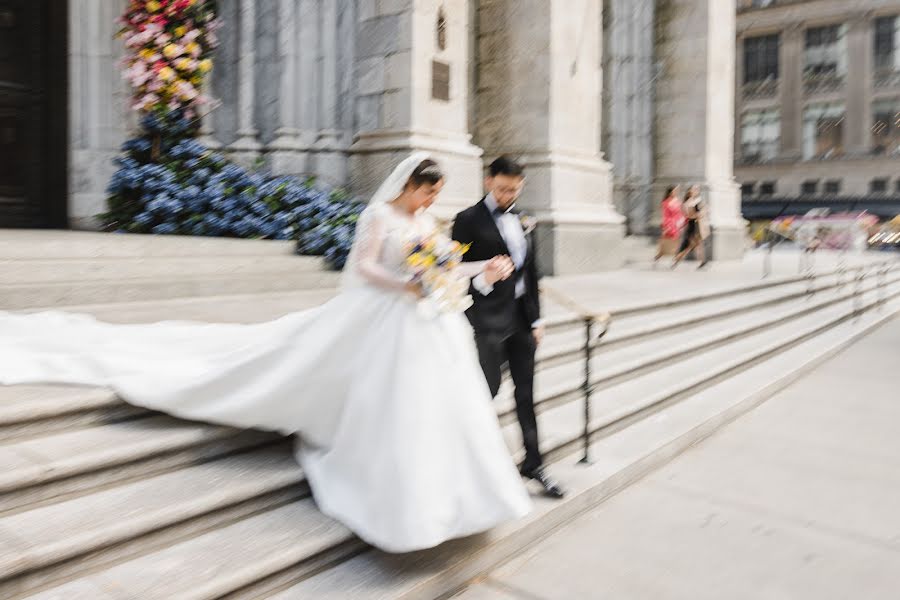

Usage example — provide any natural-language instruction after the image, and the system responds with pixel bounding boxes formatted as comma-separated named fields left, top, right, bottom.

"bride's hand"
left=484, top=256, right=515, bottom=285
left=405, top=279, right=426, bottom=299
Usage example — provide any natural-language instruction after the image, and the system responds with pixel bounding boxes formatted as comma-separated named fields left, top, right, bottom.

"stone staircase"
left=0, top=233, right=897, bottom=599
left=0, top=231, right=340, bottom=310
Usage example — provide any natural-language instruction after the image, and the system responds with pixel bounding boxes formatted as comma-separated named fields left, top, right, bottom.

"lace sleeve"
left=345, top=206, right=411, bottom=292
left=453, top=261, right=487, bottom=279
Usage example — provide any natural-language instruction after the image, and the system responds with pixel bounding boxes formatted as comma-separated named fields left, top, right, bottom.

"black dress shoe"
left=521, top=467, right=566, bottom=499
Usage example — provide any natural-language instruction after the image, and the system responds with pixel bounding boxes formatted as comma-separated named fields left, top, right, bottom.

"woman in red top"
left=654, top=185, right=685, bottom=263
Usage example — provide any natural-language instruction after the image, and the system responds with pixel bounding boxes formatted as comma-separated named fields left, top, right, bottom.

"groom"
left=452, top=156, right=565, bottom=498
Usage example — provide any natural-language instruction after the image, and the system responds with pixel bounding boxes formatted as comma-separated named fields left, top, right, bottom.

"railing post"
left=853, top=269, right=864, bottom=319
left=580, top=316, right=593, bottom=465
left=878, top=264, right=888, bottom=310
left=836, top=251, right=847, bottom=291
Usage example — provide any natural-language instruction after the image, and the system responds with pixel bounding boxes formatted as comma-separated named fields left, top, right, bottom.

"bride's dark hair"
left=407, top=159, right=444, bottom=188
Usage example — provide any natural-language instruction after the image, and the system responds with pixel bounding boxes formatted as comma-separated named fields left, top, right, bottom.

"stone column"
left=845, top=13, right=874, bottom=156
left=779, top=23, right=804, bottom=159
left=268, top=0, right=305, bottom=173
left=314, top=0, right=347, bottom=184
left=349, top=0, right=483, bottom=216
left=197, top=77, right=221, bottom=149
left=69, top=0, right=130, bottom=229
left=604, top=0, right=656, bottom=236
left=228, top=0, right=262, bottom=166
left=655, top=0, right=745, bottom=261
left=475, top=0, right=624, bottom=274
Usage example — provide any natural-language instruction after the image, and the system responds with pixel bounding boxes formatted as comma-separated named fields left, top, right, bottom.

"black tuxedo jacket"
left=451, top=198, right=541, bottom=336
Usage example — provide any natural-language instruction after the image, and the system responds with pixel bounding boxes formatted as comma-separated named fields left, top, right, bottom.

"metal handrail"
left=540, top=283, right=611, bottom=464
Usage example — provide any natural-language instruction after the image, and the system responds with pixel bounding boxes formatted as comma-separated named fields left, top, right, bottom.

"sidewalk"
left=456, top=317, right=900, bottom=600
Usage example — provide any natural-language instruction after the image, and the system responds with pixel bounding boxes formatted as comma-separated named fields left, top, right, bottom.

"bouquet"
left=405, top=232, right=474, bottom=314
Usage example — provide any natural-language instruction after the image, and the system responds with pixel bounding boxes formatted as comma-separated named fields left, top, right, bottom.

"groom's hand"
left=484, top=256, right=514, bottom=285
left=532, top=325, right=545, bottom=346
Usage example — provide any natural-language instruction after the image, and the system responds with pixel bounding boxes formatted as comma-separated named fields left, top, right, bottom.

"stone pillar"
left=314, top=0, right=347, bottom=184
left=845, top=13, right=874, bottom=156
left=779, top=23, right=804, bottom=159
left=268, top=0, right=306, bottom=173
left=349, top=0, right=483, bottom=216
left=228, top=0, right=262, bottom=166
left=604, top=0, right=656, bottom=236
left=197, top=77, right=221, bottom=149
left=655, top=0, right=745, bottom=261
left=476, top=0, right=624, bottom=274
left=68, top=0, right=130, bottom=229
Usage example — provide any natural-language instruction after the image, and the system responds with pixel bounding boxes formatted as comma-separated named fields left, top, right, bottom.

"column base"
left=534, top=218, right=626, bottom=276
left=709, top=224, right=748, bottom=261
left=312, top=131, right=349, bottom=187
left=349, top=129, right=484, bottom=218
left=506, top=150, right=626, bottom=274
left=227, top=134, right=263, bottom=170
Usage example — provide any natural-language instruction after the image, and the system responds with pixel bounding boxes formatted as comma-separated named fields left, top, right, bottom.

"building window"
left=760, top=181, right=776, bottom=196
left=801, top=180, right=819, bottom=196
left=740, top=108, right=780, bottom=162
left=870, top=178, right=889, bottom=194
left=804, top=25, right=847, bottom=78
left=741, top=183, right=756, bottom=199
left=824, top=180, right=841, bottom=195
left=874, top=16, right=900, bottom=72
left=744, top=34, right=780, bottom=84
left=803, top=102, right=845, bottom=159
left=871, top=98, right=900, bottom=156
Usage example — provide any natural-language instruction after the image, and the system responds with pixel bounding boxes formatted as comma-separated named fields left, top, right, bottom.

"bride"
left=0, top=153, right=532, bottom=553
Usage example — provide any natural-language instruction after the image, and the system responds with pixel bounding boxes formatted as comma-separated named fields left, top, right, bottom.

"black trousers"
left=474, top=301, right=543, bottom=474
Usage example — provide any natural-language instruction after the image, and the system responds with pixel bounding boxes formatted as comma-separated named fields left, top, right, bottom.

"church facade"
left=0, top=0, right=744, bottom=274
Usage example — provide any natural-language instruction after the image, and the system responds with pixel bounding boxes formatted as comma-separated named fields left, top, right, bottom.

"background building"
left=0, top=0, right=746, bottom=274
left=736, top=0, right=900, bottom=220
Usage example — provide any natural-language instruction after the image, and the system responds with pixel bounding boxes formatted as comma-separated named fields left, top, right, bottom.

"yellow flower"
left=191, top=75, right=203, bottom=86
left=198, top=58, right=213, bottom=73
left=407, top=253, right=424, bottom=267
left=174, top=25, right=188, bottom=38
left=163, top=44, right=183, bottom=60
left=185, top=42, right=201, bottom=56
left=146, top=0, right=161, bottom=12
left=158, top=66, right=176, bottom=82
left=422, top=256, right=436, bottom=268
left=139, top=48, right=155, bottom=60
left=174, top=57, right=192, bottom=71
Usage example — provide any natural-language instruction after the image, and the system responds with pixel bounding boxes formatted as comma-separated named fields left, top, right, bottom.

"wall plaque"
left=432, top=60, right=450, bottom=101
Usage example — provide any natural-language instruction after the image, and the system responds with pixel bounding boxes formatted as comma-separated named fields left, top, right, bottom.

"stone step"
left=542, top=259, right=894, bottom=366
left=540, top=270, right=850, bottom=363
left=0, top=255, right=325, bottom=284
left=271, top=297, right=900, bottom=600
left=518, top=276, right=900, bottom=416
left=11, top=290, right=896, bottom=600
left=0, top=416, right=277, bottom=515
left=20, top=499, right=359, bottom=600
left=0, top=270, right=342, bottom=310
left=0, top=447, right=305, bottom=598
left=0, top=386, right=138, bottom=444
left=0, top=231, right=297, bottom=260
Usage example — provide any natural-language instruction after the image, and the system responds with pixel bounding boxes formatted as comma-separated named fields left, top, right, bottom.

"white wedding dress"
left=0, top=155, right=531, bottom=553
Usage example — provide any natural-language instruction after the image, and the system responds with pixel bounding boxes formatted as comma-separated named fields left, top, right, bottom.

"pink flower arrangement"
left=118, top=0, right=219, bottom=119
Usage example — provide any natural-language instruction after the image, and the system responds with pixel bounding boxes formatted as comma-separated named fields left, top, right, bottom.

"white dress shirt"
left=471, top=194, right=541, bottom=328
